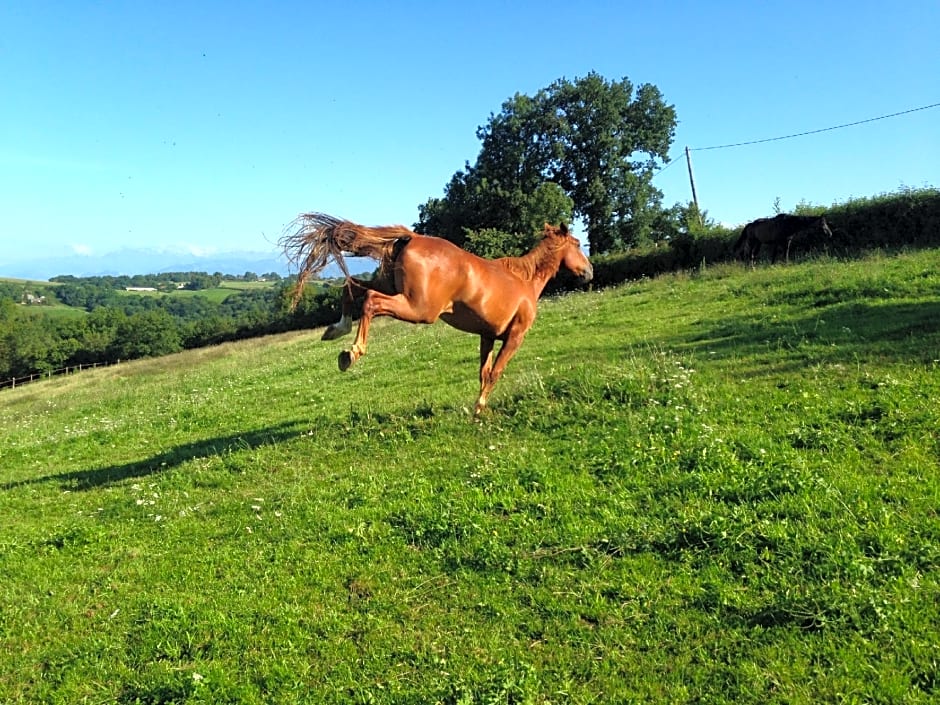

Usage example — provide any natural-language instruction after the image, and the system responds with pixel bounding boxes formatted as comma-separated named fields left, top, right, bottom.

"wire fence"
left=653, top=100, right=940, bottom=176
left=0, top=361, right=122, bottom=392
left=689, top=101, right=940, bottom=152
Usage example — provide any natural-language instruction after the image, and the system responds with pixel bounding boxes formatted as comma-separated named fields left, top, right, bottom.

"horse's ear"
left=558, top=222, right=569, bottom=235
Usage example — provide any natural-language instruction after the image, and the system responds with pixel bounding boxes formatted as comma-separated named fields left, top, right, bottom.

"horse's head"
left=546, top=222, right=594, bottom=283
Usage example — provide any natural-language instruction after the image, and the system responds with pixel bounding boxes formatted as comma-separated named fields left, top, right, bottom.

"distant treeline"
left=51, top=269, right=284, bottom=290
left=0, top=274, right=343, bottom=385
left=2, top=187, right=937, bottom=388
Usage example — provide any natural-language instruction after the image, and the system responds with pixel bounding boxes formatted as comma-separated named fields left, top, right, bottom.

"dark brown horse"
left=281, top=213, right=593, bottom=414
left=734, top=214, right=833, bottom=264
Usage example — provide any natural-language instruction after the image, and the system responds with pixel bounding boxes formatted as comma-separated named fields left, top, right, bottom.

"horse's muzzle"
left=579, top=264, right=594, bottom=283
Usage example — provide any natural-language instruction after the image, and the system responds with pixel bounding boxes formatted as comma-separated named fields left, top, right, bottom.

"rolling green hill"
left=1, top=251, right=939, bottom=703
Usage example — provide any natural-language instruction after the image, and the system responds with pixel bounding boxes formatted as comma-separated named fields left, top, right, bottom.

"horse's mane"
left=498, top=226, right=569, bottom=282
left=776, top=214, right=823, bottom=223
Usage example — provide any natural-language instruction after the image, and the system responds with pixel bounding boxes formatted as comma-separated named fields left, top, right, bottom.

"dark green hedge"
left=825, top=187, right=940, bottom=251
left=568, top=187, right=940, bottom=291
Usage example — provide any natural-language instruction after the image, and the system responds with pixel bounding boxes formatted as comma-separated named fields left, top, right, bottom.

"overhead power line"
left=690, top=101, right=940, bottom=151
left=652, top=154, right=683, bottom=176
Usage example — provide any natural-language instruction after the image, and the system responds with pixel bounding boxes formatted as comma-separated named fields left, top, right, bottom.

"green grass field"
left=118, top=280, right=280, bottom=304
left=3, top=277, right=282, bottom=314
left=1, top=251, right=938, bottom=703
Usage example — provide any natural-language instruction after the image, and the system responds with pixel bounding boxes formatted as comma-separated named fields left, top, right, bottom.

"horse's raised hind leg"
left=338, top=289, right=439, bottom=372
left=338, top=299, right=373, bottom=370
left=322, top=277, right=376, bottom=341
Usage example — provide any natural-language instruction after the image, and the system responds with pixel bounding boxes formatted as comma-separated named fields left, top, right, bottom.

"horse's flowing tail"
left=279, top=213, right=414, bottom=309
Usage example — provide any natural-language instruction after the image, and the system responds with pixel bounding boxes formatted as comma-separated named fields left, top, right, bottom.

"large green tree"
left=416, top=72, right=676, bottom=255
left=112, top=310, right=182, bottom=360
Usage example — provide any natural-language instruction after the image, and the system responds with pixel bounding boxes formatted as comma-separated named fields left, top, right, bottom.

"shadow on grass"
left=1, top=420, right=308, bottom=492
left=674, top=299, right=940, bottom=372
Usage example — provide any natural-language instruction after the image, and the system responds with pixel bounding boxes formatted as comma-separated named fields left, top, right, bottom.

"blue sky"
left=1, top=1, right=937, bottom=273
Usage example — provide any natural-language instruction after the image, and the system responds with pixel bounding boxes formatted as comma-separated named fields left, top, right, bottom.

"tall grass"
left=1, top=251, right=939, bottom=703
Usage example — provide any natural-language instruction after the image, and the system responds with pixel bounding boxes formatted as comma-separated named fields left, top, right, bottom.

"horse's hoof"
left=338, top=350, right=354, bottom=372
left=321, top=327, right=341, bottom=341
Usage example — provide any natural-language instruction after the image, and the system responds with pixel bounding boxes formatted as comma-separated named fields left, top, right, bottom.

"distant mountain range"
left=1, top=248, right=374, bottom=281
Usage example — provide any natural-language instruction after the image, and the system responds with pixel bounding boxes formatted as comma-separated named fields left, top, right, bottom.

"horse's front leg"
left=747, top=240, right=760, bottom=269
left=475, top=336, right=496, bottom=415
left=474, top=325, right=529, bottom=414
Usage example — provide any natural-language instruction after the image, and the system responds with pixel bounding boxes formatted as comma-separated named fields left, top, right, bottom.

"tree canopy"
left=416, top=72, right=677, bottom=255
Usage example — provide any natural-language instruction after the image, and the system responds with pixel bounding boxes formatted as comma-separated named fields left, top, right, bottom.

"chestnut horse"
left=281, top=213, right=593, bottom=414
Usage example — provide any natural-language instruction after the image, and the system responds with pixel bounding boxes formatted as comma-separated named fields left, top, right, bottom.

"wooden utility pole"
left=684, top=146, right=702, bottom=224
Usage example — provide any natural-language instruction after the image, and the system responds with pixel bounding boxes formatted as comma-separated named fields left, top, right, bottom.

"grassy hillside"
left=1, top=251, right=939, bottom=704
left=0, top=278, right=78, bottom=319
